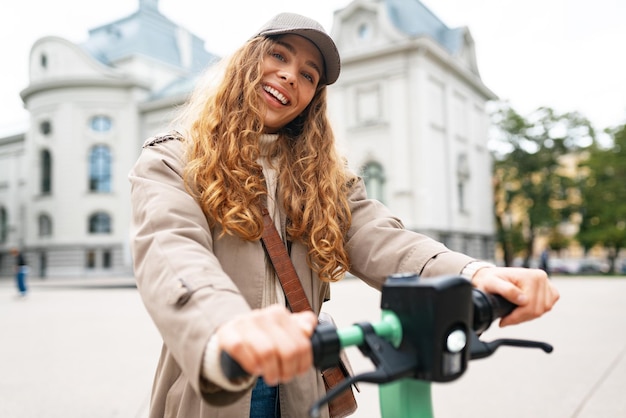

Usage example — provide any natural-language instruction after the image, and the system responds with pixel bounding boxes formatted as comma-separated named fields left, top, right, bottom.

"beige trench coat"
left=129, top=134, right=475, bottom=417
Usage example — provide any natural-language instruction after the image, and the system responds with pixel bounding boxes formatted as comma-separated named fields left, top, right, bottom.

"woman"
left=129, top=12, right=559, bottom=418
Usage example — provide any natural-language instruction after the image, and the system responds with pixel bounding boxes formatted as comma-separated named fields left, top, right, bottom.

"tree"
left=577, top=123, right=626, bottom=272
left=491, top=103, right=594, bottom=266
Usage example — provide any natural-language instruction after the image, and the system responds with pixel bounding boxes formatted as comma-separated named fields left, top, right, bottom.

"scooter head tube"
left=380, top=274, right=473, bottom=382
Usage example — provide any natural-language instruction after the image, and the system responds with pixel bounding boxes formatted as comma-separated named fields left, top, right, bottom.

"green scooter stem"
left=335, top=311, right=434, bottom=418
left=379, top=379, right=434, bottom=418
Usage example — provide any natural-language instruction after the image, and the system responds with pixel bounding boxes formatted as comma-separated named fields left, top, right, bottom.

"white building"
left=0, top=0, right=496, bottom=278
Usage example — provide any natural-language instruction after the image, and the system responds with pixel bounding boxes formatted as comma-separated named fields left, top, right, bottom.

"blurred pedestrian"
left=540, top=248, right=550, bottom=275
left=11, top=248, right=28, bottom=297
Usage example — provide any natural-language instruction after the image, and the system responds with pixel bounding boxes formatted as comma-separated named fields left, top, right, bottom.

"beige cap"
left=254, top=13, right=341, bottom=85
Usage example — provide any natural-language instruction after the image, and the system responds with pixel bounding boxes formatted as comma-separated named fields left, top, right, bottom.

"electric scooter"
left=222, top=273, right=553, bottom=417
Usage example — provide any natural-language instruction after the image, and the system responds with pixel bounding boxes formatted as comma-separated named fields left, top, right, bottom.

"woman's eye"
left=271, top=52, right=285, bottom=61
left=302, top=72, right=314, bottom=83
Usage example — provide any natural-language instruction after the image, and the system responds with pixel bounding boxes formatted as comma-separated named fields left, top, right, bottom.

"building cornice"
left=20, top=77, right=151, bottom=102
left=339, top=36, right=498, bottom=101
left=0, top=133, right=25, bottom=146
left=138, top=92, right=188, bottom=113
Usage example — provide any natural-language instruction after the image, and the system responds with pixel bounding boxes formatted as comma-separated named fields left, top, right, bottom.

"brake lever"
left=469, top=332, right=553, bottom=360
left=309, top=322, right=417, bottom=418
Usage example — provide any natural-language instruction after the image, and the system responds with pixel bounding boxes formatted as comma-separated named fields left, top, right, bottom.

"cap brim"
left=259, top=28, right=340, bottom=85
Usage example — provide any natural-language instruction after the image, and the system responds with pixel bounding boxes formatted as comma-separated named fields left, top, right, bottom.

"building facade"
left=0, top=0, right=497, bottom=278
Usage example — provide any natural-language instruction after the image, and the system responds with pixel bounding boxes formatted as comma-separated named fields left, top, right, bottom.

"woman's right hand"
left=216, top=304, right=317, bottom=386
left=471, top=266, right=559, bottom=327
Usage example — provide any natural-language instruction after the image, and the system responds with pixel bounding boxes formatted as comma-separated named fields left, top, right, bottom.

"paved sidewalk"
left=325, top=276, right=626, bottom=418
left=0, top=276, right=159, bottom=418
left=1, top=276, right=625, bottom=417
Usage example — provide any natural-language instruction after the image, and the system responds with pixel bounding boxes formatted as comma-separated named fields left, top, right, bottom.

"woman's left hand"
left=470, top=267, right=560, bottom=327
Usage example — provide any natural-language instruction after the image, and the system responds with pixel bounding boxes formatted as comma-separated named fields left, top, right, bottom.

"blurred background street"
left=1, top=275, right=625, bottom=418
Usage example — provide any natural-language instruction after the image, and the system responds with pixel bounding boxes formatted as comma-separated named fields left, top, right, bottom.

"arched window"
left=38, top=214, right=53, bottom=237
left=0, top=207, right=7, bottom=243
left=361, top=161, right=386, bottom=202
left=457, top=153, right=470, bottom=213
left=41, top=149, right=52, bottom=194
left=88, top=212, right=111, bottom=234
left=39, top=120, right=52, bottom=135
left=90, top=115, right=112, bottom=133
left=89, top=145, right=112, bottom=192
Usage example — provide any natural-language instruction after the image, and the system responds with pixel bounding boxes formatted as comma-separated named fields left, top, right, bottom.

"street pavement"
left=1, top=275, right=625, bottom=418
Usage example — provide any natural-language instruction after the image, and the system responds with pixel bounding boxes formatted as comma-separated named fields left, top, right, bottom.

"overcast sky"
left=2, top=0, right=625, bottom=137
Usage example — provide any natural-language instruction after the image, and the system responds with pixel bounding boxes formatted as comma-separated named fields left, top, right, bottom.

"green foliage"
left=491, top=103, right=595, bottom=266
left=547, top=228, right=571, bottom=252
left=577, top=123, right=626, bottom=271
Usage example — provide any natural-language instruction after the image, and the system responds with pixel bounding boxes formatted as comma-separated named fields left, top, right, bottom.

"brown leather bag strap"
left=260, top=207, right=312, bottom=313
left=261, top=208, right=358, bottom=417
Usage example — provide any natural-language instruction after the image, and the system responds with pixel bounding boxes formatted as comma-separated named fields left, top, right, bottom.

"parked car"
left=548, top=258, right=610, bottom=275
left=548, top=258, right=579, bottom=274
left=577, top=259, right=610, bottom=274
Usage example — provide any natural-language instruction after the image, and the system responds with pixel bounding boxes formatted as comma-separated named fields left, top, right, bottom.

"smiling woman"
left=129, top=14, right=352, bottom=417
left=127, top=11, right=558, bottom=418
left=260, top=34, right=323, bottom=132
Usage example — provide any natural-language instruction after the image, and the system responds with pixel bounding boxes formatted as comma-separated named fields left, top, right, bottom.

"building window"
left=356, top=85, right=381, bottom=125
left=481, top=236, right=491, bottom=260
left=86, top=250, right=96, bottom=268
left=452, top=93, right=468, bottom=142
left=457, top=153, right=470, bottom=213
left=357, top=22, right=371, bottom=40
left=0, top=207, right=7, bottom=243
left=103, top=250, right=112, bottom=269
left=39, top=120, right=52, bottom=135
left=457, top=182, right=466, bottom=213
left=39, top=252, right=48, bottom=277
left=41, top=149, right=52, bottom=194
left=38, top=214, right=53, bottom=237
left=427, top=78, right=445, bottom=130
left=90, top=115, right=112, bottom=133
left=88, top=212, right=111, bottom=234
left=440, top=233, right=451, bottom=249
left=89, top=145, right=112, bottom=192
left=361, top=161, right=386, bottom=202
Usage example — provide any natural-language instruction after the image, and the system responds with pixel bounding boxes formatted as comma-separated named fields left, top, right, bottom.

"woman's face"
left=260, top=34, right=324, bottom=133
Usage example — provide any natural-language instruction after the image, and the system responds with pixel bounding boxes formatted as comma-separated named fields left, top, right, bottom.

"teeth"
left=263, top=85, right=288, bottom=105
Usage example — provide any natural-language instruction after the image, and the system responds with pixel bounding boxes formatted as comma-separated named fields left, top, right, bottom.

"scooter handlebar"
left=471, top=289, right=517, bottom=334
left=220, top=287, right=516, bottom=380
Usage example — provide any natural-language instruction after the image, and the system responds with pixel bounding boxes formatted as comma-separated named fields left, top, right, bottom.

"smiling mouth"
left=263, top=85, right=289, bottom=105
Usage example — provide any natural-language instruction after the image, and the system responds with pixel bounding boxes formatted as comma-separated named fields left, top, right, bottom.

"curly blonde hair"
left=177, top=36, right=352, bottom=282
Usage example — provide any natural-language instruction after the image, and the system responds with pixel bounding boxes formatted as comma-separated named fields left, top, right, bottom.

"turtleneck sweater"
left=258, top=134, right=288, bottom=309
left=201, top=133, right=287, bottom=390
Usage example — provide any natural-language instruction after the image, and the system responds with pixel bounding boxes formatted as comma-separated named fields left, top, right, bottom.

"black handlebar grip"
left=220, top=350, right=249, bottom=380
left=488, top=292, right=517, bottom=319
left=220, top=323, right=341, bottom=381
left=472, top=289, right=517, bottom=334
left=310, top=322, right=341, bottom=370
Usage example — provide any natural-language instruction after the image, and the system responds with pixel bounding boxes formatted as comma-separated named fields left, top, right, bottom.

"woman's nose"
left=279, top=67, right=296, bottom=85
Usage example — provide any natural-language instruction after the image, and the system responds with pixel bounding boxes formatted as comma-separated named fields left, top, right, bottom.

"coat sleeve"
left=128, top=136, right=252, bottom=403
left=345, top=172, right=475, bottom=289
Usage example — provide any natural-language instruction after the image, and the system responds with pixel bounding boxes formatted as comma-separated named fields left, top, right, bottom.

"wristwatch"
left=461, top=261, right=496, bottom=280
